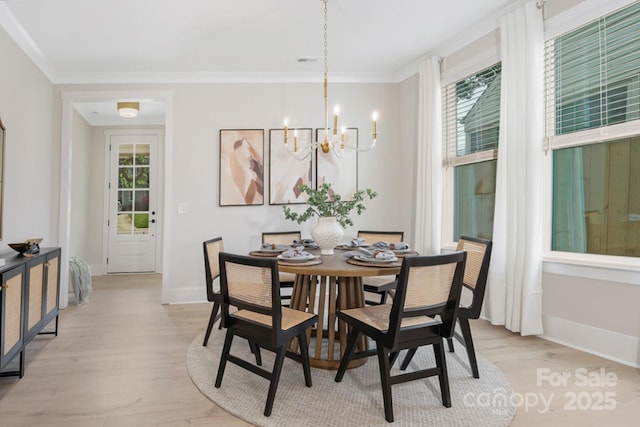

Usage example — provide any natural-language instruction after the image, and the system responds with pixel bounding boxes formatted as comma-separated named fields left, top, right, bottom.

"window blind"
left=546, top=1, right=640, bottom=137
left=442, top=63, right=501, bottom=166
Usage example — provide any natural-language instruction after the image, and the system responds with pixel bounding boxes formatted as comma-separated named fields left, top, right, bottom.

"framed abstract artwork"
left=315, top=127, right=358, bottom=200
left=219, top=129, right=264, bottom=206
left=269, top=128, right=313, bottom=205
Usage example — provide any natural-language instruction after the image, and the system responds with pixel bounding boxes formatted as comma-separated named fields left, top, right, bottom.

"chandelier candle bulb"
left=294, top=129, right=299, bottom=152
left=372, top=111, right=379, bottom=138
left=333, top=105, right=340, bottom=135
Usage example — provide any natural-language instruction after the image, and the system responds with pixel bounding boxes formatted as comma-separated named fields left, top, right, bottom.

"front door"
left=107, top=131, right=159, bottom=273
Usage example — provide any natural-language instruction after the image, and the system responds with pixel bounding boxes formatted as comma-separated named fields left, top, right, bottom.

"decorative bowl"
left=8, top=238, right=42, bottom=256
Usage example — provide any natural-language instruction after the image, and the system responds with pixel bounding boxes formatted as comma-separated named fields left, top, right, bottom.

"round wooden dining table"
left=278, top=249, right=402, bottom=370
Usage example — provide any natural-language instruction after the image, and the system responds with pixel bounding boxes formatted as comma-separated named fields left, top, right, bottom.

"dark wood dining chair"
left=202, top=237, right=263, bottom=364
left=400, top=236, right=492, bottom=378
left=202, top=237, right=224, bottom=346
left=357, top=230, right=404, bottom=305
left=215, top=252, right=317, bottom=417
left=334, top=251, right=466, bottom=422
left=262, top=231, right=301, bottom=306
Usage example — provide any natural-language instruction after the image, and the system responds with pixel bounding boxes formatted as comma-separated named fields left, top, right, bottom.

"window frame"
left=542, top=2, right=640, bottom=269
left=441, top=63, right=501, bottom=247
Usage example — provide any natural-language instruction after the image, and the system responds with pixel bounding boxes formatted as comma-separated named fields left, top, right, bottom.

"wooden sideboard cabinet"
left=0, top=247, right=61, bottom=378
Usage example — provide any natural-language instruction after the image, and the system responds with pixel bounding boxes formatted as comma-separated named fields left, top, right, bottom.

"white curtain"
left=414, top=57, right=443, bottom=255
left=485, top=1, right=544, bottom=336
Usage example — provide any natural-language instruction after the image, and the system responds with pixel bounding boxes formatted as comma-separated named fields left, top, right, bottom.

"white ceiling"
left=0, top=0, right=522, bottom=125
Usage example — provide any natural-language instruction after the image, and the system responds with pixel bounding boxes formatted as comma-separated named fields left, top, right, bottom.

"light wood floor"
left=0, top=274, right=638, bottom=426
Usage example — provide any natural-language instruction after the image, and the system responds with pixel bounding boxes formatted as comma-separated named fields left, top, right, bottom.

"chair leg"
left=335, top=329, right=361, bottom=382
left=264, top=346, right=287, bottom=417
left=389, top=351, right=400, bottom=367
left=379, top=290, right=387, bottom=305
left=458, top=318, right=479, bottom=378
left=434, top=341, right=451, bottom=407
left=248, top=340, right=262, bottom=366
left=298, top=332, right=313, bottom=387
left=215, top=330, right=234, bottom=388
left=399, top=347, right=417, bottom=371
left=203, top=301, right=220, bottom=346
left=377, top=345, right=394, bottom=423
left=447, top=336, right=455, bottom=352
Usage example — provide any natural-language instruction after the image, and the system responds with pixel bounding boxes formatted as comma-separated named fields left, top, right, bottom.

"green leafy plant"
left=283, top=182, right=377, bottom=228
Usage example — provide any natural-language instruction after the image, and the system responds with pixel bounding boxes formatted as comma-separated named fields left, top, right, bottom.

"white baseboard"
left=542, top=314, right=639, bottom=368
left=90, top=264, right=106, bottom=275
left=164, top=286, right=207, bottom=305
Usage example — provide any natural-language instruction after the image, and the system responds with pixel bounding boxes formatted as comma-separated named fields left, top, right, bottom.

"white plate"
left=277, top=253, right=316, bottom=262
left=353, top=255, right=398, bottom=263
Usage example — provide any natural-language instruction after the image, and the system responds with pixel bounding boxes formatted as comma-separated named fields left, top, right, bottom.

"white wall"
left=0, top=25, right=54, bottom=250
left=69, top=109, right=92, bottom=259
left=164, top=82, right=411, bottom=303
left=53, top=81, right=414, bottom=303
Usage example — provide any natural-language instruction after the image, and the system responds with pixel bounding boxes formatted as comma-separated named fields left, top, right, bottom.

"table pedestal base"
left=289, top=274, right=368, bottom=370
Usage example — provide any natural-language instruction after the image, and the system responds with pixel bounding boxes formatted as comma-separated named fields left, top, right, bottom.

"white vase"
left=311, top=216, right=344, bottom=255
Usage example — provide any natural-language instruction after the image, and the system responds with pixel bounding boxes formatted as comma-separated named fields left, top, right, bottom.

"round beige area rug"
left=187, top=329, right=516, bottom=427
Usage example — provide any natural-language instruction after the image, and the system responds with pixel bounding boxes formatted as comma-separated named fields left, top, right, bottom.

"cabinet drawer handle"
left=44, top=262, right=51, bottom=267
left=1, top=284, right=7, bottom=289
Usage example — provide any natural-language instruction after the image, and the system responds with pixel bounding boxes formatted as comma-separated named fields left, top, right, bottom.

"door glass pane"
left=135, top=166, right=149, bottom=188
left=454, top=160, right=496, bottom=241
left=118, top=190, right=132, bottom=211
left=135, top=190, right=149, bottom=211
left=119, top=144, right=134, bottom=165
left=136, top=144, right=150, bottom=165
left=133, top=213, right=149, bottom=235
left=119, top=167, right=133, bottom=188
left=117, top=213, right=132, bottom=234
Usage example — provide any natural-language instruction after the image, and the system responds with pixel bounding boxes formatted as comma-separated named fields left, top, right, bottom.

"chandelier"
left=283, top=0, right=378, bottom=159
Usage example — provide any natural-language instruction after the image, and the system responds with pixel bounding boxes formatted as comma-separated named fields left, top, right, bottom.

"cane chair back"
left=357, top=230, right=405, bottom=305
left=202, top=237, right=224, bottom=346
left=334, top=252, right=467, bottom=422
left=456, top=236, right=492, bottom=318
left=262, top=231, right=301, bottom=246
left=216, top=253, right=317, bottom=416
left=261, top=231, right=301, bottom=306
left=399, top=236, right=492, bottom=378
left=357, top=230, right=404, bottom=246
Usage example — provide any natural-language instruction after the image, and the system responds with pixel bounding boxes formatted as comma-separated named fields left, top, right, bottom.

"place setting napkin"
left=370, top=241, right=410, bottom=250
left=341, top=247, right=397, bottom=262
left=249, top=242, right=292, bottom=257
left=260, top=243, right=291, bottom=251
left=279, top=245, right=315, bottom=260
left=292, top=238, right=320, bottom=249
left=336, top=237, right=366, bottom=249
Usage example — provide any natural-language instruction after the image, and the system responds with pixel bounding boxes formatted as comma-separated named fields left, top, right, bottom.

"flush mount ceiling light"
left=117, top=102, right=139, bottom=118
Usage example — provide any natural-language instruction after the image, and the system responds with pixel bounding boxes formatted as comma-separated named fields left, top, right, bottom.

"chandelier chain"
left=323, top=0, right=329, bottom=137
left=324, top=0, right=328, bottom=79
